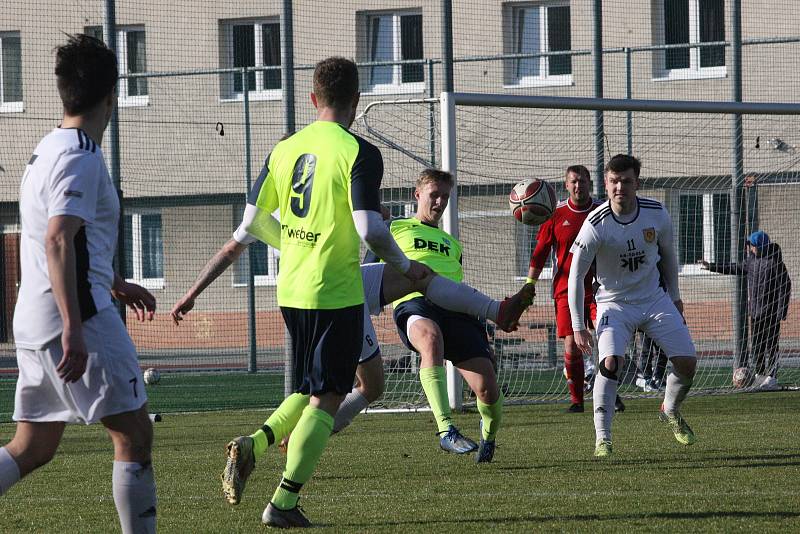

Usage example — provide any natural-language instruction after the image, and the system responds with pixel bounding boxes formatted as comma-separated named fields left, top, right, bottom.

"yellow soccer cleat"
left=594, top=439, right=613, bottom=458
left=659, top=410, right=697, bottom=446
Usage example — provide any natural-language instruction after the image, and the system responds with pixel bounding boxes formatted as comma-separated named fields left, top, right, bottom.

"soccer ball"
left=732, top=367, right=754, bottom=389
left=509, top=178, right=557, bottom=226
left=143, top=368, right=161, bottom=385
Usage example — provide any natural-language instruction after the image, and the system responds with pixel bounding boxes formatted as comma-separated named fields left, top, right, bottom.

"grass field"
left=1, top=391, right=799, bottom=532
left=0, top=365, right=743, bottom=420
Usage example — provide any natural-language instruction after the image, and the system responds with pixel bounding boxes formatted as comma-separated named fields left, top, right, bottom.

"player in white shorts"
left=170, top=207, right=532, bottom=435
left=568, top=154, right=697, bottom=458
left=0, top=35, right=158, bottom=534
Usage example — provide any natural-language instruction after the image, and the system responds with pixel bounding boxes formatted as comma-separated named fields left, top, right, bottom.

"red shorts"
left=554, top=296, right=597, bottom=339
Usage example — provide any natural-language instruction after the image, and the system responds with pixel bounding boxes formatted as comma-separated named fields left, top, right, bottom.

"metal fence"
left=2, top=1, right=800, bottom=415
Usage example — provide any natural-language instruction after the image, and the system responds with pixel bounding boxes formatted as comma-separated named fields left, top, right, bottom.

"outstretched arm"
left=170, top=239, right=248, bottom=325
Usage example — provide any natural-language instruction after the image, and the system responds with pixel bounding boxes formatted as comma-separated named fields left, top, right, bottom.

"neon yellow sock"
left=250, top=393, right=310, bottom=458
left=271, top=405, right=334, bottom=510
left=420, top=366, right=452, bottom=433
left=476, top=390, right=503, bottom=441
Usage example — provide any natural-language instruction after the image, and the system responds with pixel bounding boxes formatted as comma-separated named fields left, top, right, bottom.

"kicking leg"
left=381, top=266, right=532, bottom=332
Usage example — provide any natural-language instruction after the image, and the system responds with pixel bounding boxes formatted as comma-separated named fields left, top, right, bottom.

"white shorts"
left=359, top=263, right=386, bottom=363
left=596, top=291, right=696, bottom=361
left=13, top=307, right=147, bottom=425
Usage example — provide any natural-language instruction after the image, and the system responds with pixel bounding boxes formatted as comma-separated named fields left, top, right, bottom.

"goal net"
left=353, top=93, right=800, bottom=410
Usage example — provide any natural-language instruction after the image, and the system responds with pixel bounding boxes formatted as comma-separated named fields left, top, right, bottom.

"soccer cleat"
left=659, top=409, right=697, bottom=446
left=474, top=420, right=496, bottom=463
left=439, top=425, right=478, bottom=454
left=567, top=403, right=584, bottom=413
left=614, top=395, right=625, bottom=413
left=474, top=438, right=496, bottom=463
left=495, top=284, right=536, bottom=333
left=262, top=502, right=312, bottom=528
left=594, top=440, right=613, bottom=458
left=222, top=436, right=256, bottom=505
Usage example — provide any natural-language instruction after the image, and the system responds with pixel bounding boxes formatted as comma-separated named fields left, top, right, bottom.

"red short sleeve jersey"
left=529, top=197, right=602, bottom=300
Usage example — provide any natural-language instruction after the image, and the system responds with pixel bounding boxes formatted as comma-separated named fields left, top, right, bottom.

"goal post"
left=436, top=91, right=800, bottom=409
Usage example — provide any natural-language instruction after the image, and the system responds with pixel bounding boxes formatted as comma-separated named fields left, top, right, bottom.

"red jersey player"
left=527, top=166, right=622, bottom=413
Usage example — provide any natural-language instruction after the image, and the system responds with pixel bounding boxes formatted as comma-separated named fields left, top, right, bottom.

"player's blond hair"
left=416, top=168, right=454, bottom=190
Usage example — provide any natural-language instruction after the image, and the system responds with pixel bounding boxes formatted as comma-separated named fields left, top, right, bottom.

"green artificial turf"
left=1, top=391, right=798, bottom=532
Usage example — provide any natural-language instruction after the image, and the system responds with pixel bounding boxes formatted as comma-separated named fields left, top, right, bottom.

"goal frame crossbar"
left=438, top=92, right=800, bottom=410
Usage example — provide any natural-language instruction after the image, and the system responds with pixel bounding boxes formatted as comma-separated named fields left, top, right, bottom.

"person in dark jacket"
left=700, top=230, right=792, bottom=389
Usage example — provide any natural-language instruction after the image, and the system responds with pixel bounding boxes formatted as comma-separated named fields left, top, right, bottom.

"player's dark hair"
left=55, top=34, right=118, bottom=116
left=605, top=154, right=641, bottom=178
left=313, top=56, right=359, bottom=109
left=417, top=168, right=454, bottom=189
left=566, top=165, right=590, bottom=181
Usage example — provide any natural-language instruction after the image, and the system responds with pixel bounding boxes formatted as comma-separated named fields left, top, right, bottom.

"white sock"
left=333, top=389, right=371, bottom=433
left=113, top=460, right=157, bottom=534
left=0, top=447, right=21, bottom=496
left=425, top=276, right=498, bottom=320
left=662, top=371, right=693, bottom=415
left=593, top=373, right=617, bottom=442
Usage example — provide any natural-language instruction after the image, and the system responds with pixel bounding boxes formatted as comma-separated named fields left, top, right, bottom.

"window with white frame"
left=361, top=11, right=424, bottom=94
left=0, top=32, right=23, bottom=112
left=124, top=211, right=164, bottom=289
left=505, top=2, right=572, bottom=87
left=233, top=206, right=279, bottom=286
left=656, top=0, right=725, bottom=79
left=220, top=19, right=281, bottom=101
left=86, top=26, right=148, bottom=106
left=677, top=192, right=731, bottom=273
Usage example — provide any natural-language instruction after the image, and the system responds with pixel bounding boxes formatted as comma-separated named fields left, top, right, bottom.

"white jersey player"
left=0, top=35, right=157, bottom=534
left=568, top=154, right=697, bottom=458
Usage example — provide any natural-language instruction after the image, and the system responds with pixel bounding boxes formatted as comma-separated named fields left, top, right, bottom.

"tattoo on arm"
left=193, top=252, right=235, bottom=293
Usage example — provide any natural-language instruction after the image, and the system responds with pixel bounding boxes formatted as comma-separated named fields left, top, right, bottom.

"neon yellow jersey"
left=251, top=121, right=383, bottom=309
left=389, top=217, right=463, bottom=306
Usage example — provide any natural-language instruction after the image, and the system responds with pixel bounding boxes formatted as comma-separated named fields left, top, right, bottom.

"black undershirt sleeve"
left=247, top=153, right=271, bottom=205
left=350, top=137, right=383, bottom=212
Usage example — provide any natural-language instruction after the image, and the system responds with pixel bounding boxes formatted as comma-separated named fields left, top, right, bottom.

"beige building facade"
left=1, top=1, right=798, bottom=350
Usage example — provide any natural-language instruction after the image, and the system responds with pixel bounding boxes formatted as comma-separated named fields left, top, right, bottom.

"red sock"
left=564, top=353, right=585, bottom=404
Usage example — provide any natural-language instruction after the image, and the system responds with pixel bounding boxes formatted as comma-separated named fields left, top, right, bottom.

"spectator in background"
left=700, top=230, right=791, bottom=390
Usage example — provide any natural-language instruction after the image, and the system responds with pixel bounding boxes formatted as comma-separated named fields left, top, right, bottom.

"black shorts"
left=281, top=304, right=364, bottom=395
left=393, top=297, right=492, bottom=364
